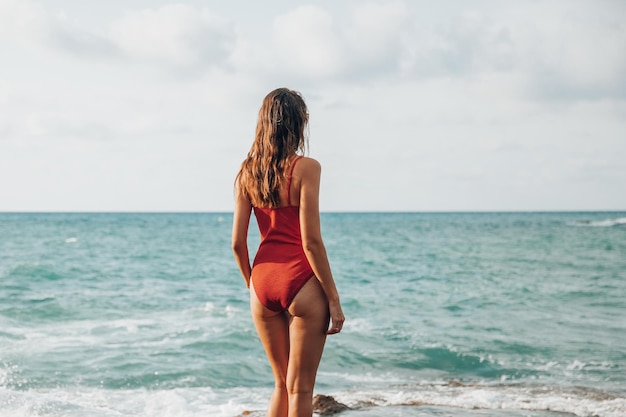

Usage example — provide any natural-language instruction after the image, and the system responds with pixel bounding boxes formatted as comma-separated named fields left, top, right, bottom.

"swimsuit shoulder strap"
left=286, top=156, right=302, bottom=206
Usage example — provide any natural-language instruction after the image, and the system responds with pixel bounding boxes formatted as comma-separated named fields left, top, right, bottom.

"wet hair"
left=236, top=88, right=308, bottom=208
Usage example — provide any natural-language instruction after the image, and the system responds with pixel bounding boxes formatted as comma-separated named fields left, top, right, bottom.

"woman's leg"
left=286, top=277, right=330, bottom=417
left=250, top=281, right=290, bottom=417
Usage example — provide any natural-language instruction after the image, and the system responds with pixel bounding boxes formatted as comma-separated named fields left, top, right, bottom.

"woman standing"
left=232, top=88, right=345, bottom=417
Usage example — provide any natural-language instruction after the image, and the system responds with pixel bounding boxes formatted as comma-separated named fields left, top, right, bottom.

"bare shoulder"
left=297, top=156, right=321, bottom=175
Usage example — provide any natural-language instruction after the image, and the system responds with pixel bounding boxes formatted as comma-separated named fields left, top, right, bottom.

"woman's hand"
left=326, top=301, right=345, bottom=335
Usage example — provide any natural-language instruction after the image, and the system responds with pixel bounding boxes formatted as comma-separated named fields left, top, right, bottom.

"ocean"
left=0, top=212, right=624, bottom=417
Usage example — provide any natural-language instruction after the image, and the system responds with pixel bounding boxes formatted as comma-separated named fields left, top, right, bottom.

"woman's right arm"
left=298, top=158, right=345, bottom=334
left=232, top=185, right=253, bottom=288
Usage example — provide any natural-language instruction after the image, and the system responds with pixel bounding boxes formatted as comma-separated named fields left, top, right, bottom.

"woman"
left=232, top=88, right=345, bottom=417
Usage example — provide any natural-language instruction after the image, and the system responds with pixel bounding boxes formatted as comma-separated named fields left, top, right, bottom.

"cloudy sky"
left=1, top=0, right=624, bottom=212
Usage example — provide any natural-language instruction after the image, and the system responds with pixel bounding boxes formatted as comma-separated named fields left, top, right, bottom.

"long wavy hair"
left=236, top=88, right=308, bottom=208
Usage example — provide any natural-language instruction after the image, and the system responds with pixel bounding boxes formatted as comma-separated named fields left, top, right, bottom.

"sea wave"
left=0, top=386, right=269, bottom=417
left=334, top=382, right=626, bottom=417
left=570, top=217, right=626, bottom=227
left=0, top=383, right=624, bottom=417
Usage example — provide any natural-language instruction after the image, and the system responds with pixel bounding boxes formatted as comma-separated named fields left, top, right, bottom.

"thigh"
left=250, top=281, right=290, bottom=384
left=286, top=278, right=330, bottom=390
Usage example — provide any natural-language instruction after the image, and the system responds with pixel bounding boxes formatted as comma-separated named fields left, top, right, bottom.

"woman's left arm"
left=232, top=186, right=253, bottom=288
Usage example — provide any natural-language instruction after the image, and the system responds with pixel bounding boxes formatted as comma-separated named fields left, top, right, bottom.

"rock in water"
left=312, top=394, right=350, bottom=415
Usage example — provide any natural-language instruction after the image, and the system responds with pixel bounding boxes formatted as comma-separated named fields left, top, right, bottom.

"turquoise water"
left=0, top=212, right=625, bottom=417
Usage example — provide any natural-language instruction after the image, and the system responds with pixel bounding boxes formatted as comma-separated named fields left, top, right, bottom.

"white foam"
left=342, top=317, right=374, bottom=333
left=571, top=217, right=626, bottom=227
left=334, top=383, right=626, bottom=417
left=0, top=368, right=9, bottom=387
left=65, top=237, right=78, bottom=244
left=319, top=370, right=418, bottom=385
left=1, top=383, right=624, bottom=417
left=566, top=360, right=586, bottom=371
left=0, top=386, right=270, bottom=417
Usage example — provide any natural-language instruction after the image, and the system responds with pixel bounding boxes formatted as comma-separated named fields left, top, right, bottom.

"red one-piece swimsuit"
left=251, top=157, right=315, bottom=312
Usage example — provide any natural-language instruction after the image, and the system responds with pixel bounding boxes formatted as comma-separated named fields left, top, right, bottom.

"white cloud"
left=108, top=4, right=235, bottom=71
left=250, top=3, right=520, bottom=83
left=342, top=1, right=411, bottom=75
left=266, top=2, right=411, bottom=81
left=0, top=0, right=236, bottom=73
left=261, top=1, right=626, bottom=103
left=522, top=10, right=626, bottom=99
left=271, top=5, right=344, bottom=78
left=6, top=0, right=624, bottom=100
left=0, top=0, right=47, bottom=39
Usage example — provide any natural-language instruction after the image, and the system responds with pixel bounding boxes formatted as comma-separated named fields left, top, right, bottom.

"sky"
left=1, top=0, right=625, bottom=212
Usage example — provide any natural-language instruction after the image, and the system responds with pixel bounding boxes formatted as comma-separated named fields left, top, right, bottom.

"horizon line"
left=1, top=210, right=625, bottom=214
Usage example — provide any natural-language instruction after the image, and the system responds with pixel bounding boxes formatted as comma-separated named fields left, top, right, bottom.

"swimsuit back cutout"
left=251, top=156, right=314, bottom=312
